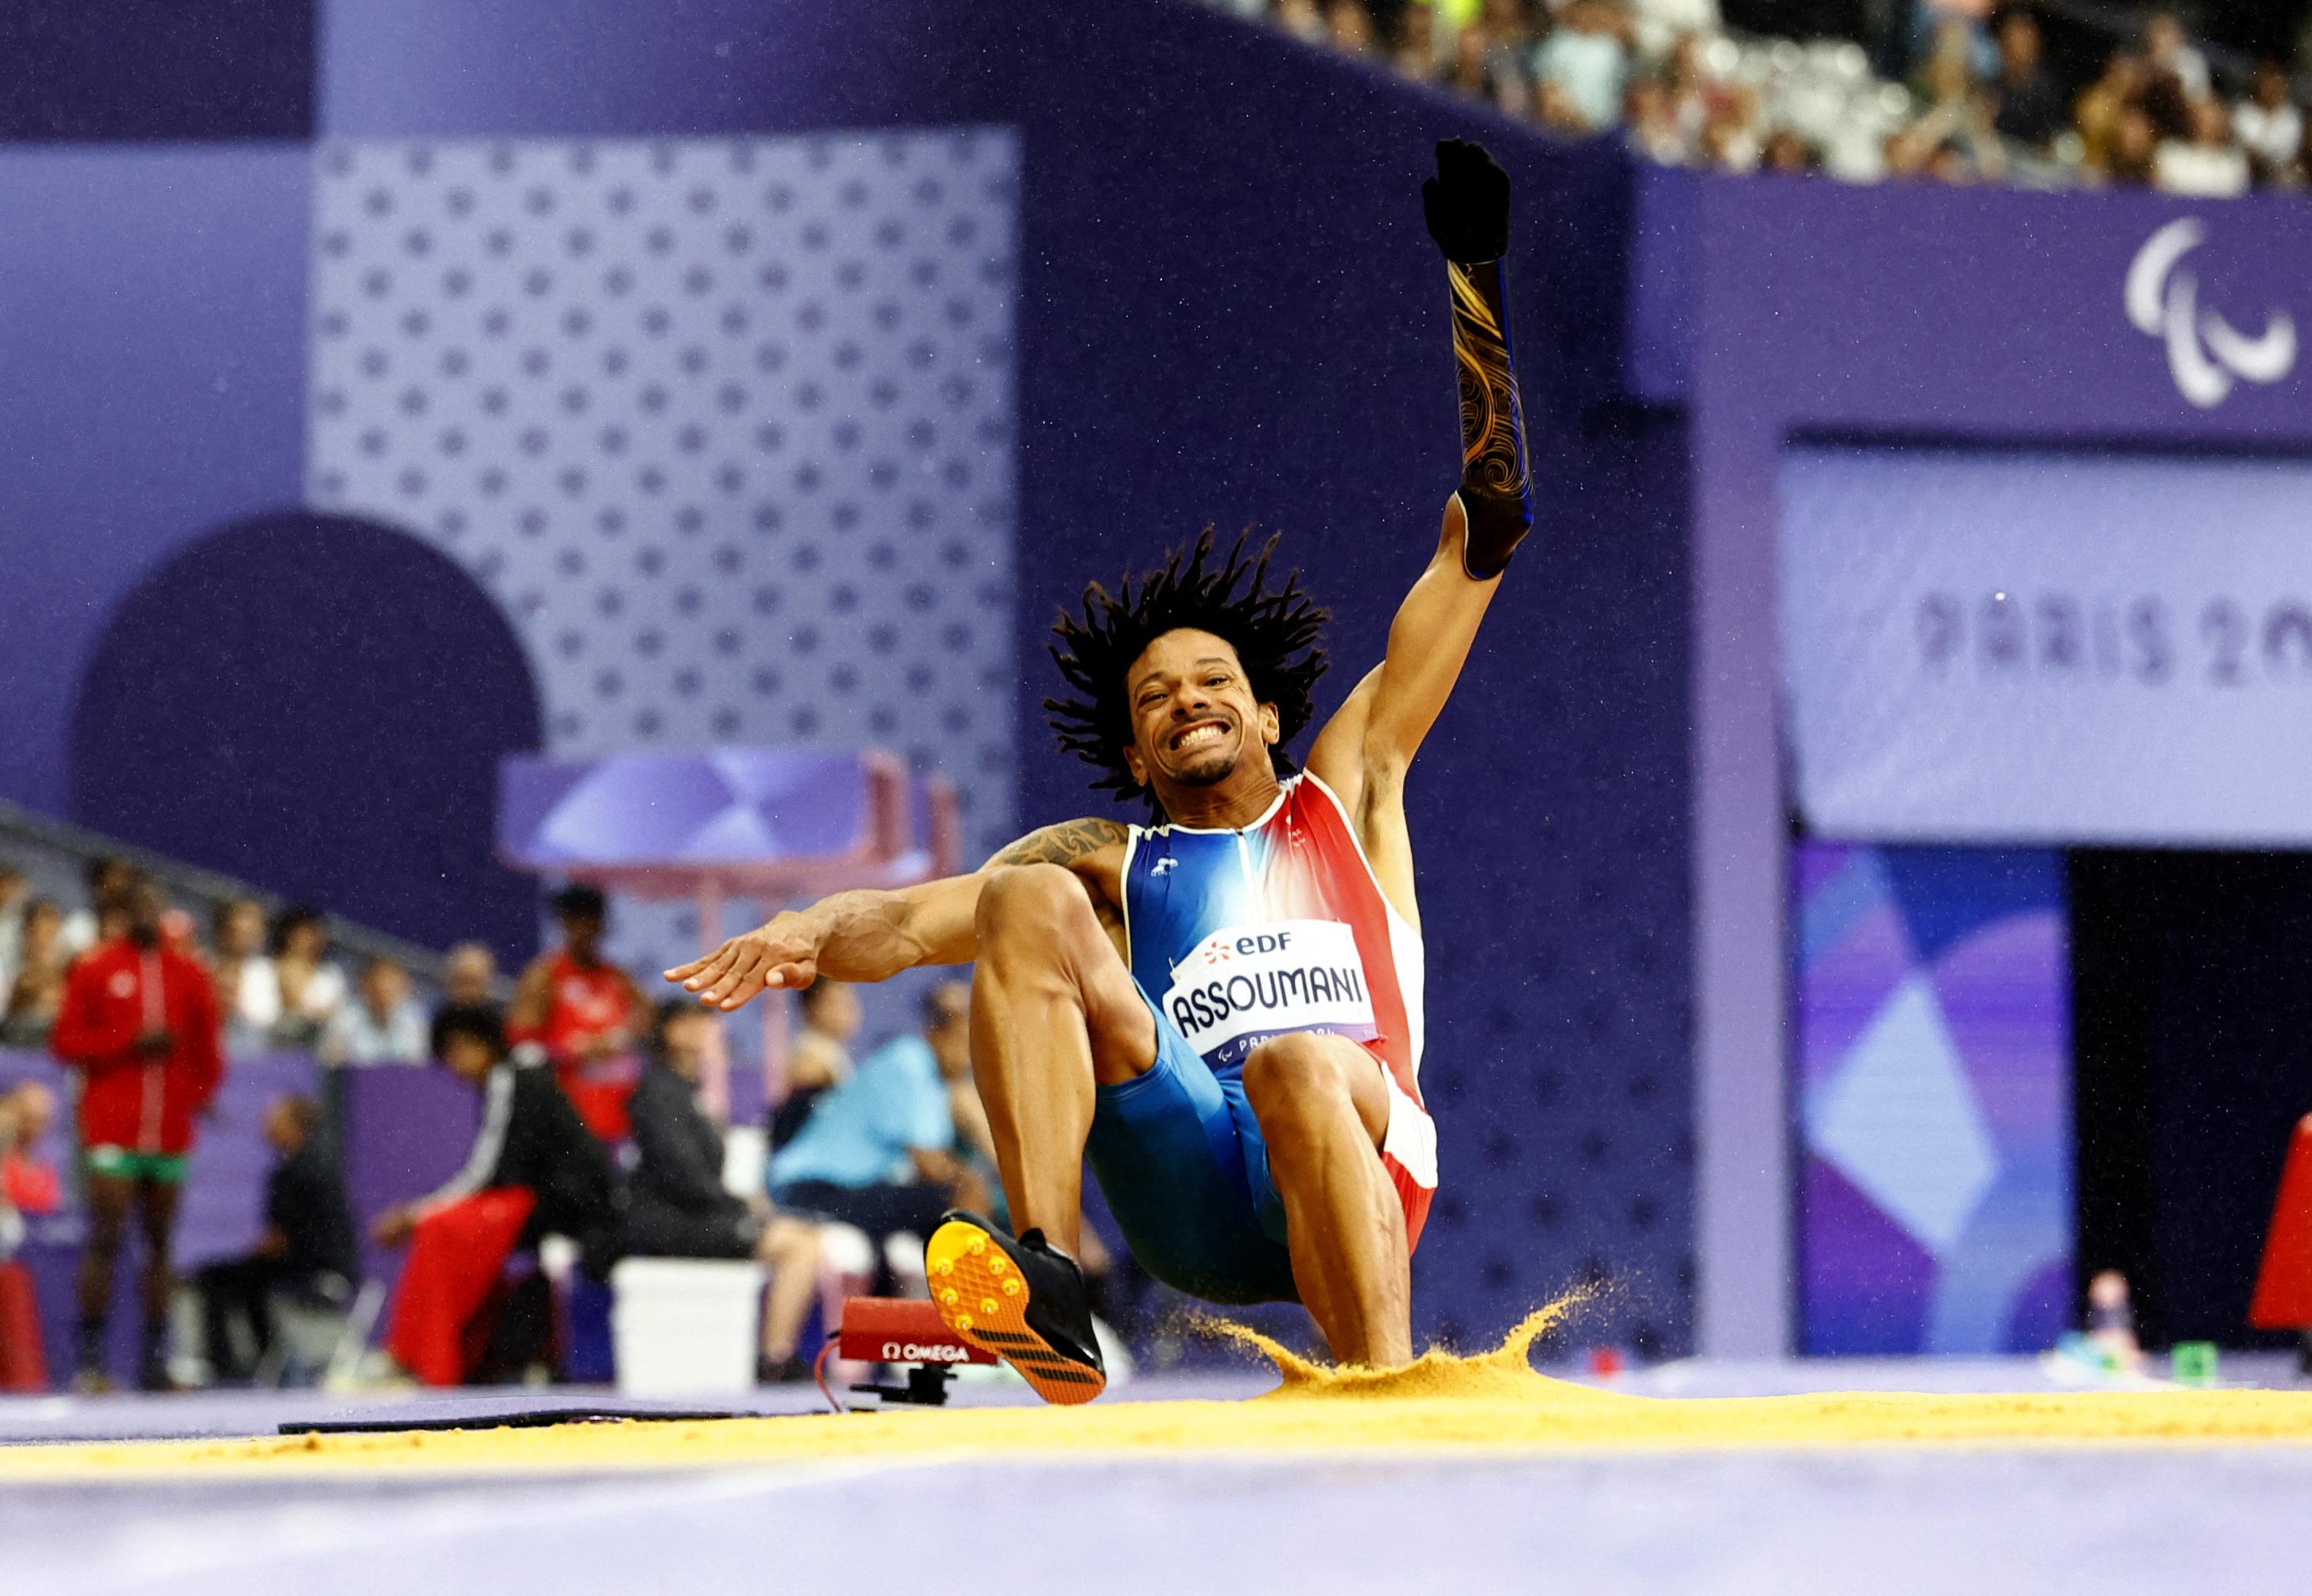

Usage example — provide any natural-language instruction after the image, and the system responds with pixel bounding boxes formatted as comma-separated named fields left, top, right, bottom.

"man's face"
left=661, top=1010, right=711, bottom=1077
left=364, top=963, right=408, bottom=1015
left=11, top=1084, right=53, bottom=1145
left=1122, top=630, right=1279, bottom=796
left=445, top=946, right=496, bottom=1006
left=805, top=983, right=862, bottom=1042
left=561, top=910, right=604, bottom=959
left=94, top=860, right=133, bottom=904
left=125, top=881, right=165, bottom=942
left=220, top=902, right=265, bottom=958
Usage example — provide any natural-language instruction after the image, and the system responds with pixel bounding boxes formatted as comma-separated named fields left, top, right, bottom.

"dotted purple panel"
left=307, top=129, right=1018, bottom=984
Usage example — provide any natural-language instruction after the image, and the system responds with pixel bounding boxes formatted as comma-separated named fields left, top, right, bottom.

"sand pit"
left=8, top=1299, right=2311, bottom=1483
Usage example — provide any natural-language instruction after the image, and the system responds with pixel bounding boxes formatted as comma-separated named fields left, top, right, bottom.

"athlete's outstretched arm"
left=1311, top=140, right=1530, bottom=802
left=664, top=875, right=980, bottom=1009
left=663, top=817, right=1126, bottom=1010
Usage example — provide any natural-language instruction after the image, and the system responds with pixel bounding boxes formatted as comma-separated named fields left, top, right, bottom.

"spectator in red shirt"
left=49, top=873, right=223, bottom=1391
left=1, top=1080, right=62, bottom=1216
left=0, top=1084, right=54, bottom=1391
left=509, top=885, right=644, bottom=1141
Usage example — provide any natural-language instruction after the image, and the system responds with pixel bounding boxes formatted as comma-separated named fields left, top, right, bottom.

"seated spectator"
left=1904, top=22, right=2005, bottom=184
left=0, top=1088, right=45, bottom=1392
left=371, top=1005, right=617, bottom=1386
left=1625, top=0, right=1715, bottom=57
left=0, top=1080, right=62, bottom=1218
left=1533, top=0, right=1632, bottom=132
left=441, top=939, right=502, bottom=1014
left=1326, top=0, right=1375, bottom=53
left=2142, top=8, right=2209, bottom=102
left=2107, top=103, right=2160, bottom=186
left=1389, top=4, right=1442, bottom=85
left=2156, top=96, right=2250, bottom=197
left=622, top=1002, right=822, bottom=1382
left=59, top=855, right=133, bottom=959
left=1625, top=73, right=1691, bottom=164
left=320, top=955, right=428, bottom=1067
left=768, top=983, right=994, bottom=1283
left=2235, top=60, right=2304, bottom=184
left=271, top=906, right=346, bottom=1048
left=1761, top=128, right=1821, bottom=174
left=509, top=885, right=644, bottom=1141
left=1478, top=0, right=1537, bottom=116
left=2, top=899, right=66, bottom=1048
left=1448, top=16, right=1504, bottom=108
left=1910, top=0, right=1996, bottom=83
left=209, top=898, right=281, bottom=1049
left=770, top=978, right=860, bottom=1151
left=2075, top=50, right=2149, bottom=176
left=1988, top=8, right=2065, bottom=151
left=0, top=864, right=25, bottom=990
left=1274, top=0, right=1327, bottom=42
left=1696, top=82, right=1764, bottom=173
left=190, top=1094, right=355, bottom=1385
left=0, top=1099, right=16, bottom=1265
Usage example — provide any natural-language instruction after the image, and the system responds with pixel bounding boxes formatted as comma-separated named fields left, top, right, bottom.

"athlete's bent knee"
left=1245, top=1034, right=1390, bottom=1149
left=1242, top=1033, right=1353, bottom=1125
left=976, top=862, right=1097, bottom=946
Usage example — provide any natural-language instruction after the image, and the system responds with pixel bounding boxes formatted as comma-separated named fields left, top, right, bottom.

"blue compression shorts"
left=1083, top=983, right=1302, bottom=1306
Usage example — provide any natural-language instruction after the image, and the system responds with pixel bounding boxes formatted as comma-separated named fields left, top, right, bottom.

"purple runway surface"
left=11, top=1448, right=2312, bottom=1596
left=6, top=1361, right=2311, bottom=1594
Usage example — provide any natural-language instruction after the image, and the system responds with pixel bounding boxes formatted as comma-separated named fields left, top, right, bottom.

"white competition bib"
left=1159, top=919, right=1378, bottom=1066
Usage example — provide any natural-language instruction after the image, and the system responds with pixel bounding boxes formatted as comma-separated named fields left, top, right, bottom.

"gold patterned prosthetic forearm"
left=1447, top=257, right=1533, bottom=580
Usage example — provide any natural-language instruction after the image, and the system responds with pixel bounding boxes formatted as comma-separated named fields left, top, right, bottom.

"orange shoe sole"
left=925, top=1218, right=1106, bottom=1406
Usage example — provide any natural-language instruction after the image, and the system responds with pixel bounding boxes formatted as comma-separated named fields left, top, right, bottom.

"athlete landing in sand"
left=667, top=139, right=1534, bottom=1403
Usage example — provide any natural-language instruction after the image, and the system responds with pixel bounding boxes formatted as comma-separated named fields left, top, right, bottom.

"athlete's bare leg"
left=968, top=863, right=1156, bottom=1257
left=1242, top=1033, right=1412, bottom=1368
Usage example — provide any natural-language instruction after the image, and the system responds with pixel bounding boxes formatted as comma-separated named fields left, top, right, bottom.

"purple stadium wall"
left=6, top=0, right=2312, bottom=1354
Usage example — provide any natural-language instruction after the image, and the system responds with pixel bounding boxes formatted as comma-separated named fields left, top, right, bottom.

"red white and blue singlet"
left=1121, top=772, right=1439, bottom=1245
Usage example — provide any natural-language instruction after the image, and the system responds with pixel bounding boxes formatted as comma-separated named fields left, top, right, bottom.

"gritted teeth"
left=1171, top=721, right=1228, bottom=751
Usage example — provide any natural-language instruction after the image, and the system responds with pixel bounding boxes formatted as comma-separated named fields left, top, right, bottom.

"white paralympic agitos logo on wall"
left=2125, top=217, right=2296, bottom=408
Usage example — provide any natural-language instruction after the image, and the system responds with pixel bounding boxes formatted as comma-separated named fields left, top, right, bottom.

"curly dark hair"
left=1045, top=529, right=1331, bottom=807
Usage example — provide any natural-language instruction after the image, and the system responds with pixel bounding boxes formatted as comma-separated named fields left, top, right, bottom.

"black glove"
left=1423, top=141, right=1531, bottom=578
left=1422, top=138, right=1511, bottom=264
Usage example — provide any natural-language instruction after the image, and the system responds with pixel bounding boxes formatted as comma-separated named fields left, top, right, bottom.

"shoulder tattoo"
left=990, top=817, right=1127, bottom=869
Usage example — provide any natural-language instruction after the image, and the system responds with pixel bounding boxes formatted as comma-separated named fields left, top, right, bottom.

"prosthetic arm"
left=1421, top=139, right=1533, bottom=580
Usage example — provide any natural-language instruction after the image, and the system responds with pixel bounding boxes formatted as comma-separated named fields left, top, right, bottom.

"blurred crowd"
left=0, top=856, right=452, bottom=1065
left=0, top=858, right=1112, bottom=1396
left=1215, top=0, right=2310, bottom=194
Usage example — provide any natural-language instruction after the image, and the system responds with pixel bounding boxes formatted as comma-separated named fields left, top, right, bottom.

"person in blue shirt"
left=768, top=983, right=990, bottom=1269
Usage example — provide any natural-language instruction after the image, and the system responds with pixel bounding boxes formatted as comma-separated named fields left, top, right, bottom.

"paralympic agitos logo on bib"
left=1161, top=919, right=1379, bottom=1066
